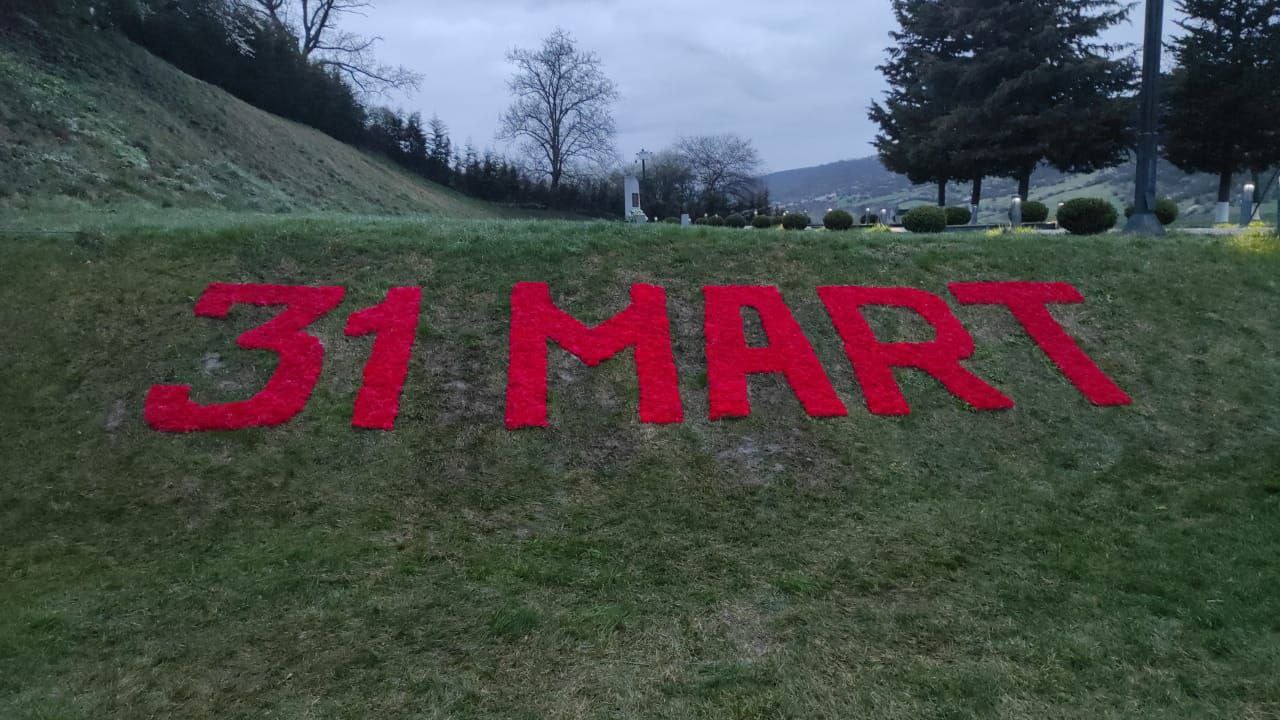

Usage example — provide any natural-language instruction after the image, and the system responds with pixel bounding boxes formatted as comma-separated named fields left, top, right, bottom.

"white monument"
left=624, top=174, right=645, bottom=223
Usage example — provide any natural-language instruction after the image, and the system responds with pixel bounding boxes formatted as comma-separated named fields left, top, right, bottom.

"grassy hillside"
left=2, top=216, right=1279, bottom=718
left=764, top=157, right=1277, bottom=227
left=0, top=22, right=508, bottom=219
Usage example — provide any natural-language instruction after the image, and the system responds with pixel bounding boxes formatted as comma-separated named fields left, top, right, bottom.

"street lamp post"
left=1241, top=182, right=1256, bottom=227
left=1125, top=0, right=1166, bottom=236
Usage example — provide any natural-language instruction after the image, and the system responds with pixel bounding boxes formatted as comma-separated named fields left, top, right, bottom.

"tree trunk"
left=970, top=176, right=983, bottom=207
left=1213, top=170, right=1233, bottom=223
left=1017, top=168, right=1032, bottom=201
left=1217, top=170, right=1233, bottom=203
left=937, top=180, right=946, bottom=207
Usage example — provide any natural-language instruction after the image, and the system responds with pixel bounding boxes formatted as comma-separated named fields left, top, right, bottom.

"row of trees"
left=363, top=106, right=621, bottom=215
left=871, top=0, right=1280, bottom=211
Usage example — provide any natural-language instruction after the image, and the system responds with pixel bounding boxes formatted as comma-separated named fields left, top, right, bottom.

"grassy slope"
left=0, top=23, right=507, bottom=219
left=2, top=218, right=1280, bottom=718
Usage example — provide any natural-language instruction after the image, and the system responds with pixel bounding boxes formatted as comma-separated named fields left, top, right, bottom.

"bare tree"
left=246, top=0, right=420, bottom=94
left=498, top=28, right=619, bottom=194
left=676, top=134, right=762, bottom=213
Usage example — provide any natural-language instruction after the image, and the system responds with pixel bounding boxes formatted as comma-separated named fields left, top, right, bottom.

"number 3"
left=145, top=283, right=346, bottom=432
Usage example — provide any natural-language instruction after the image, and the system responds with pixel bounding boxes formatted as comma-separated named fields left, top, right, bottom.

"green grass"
left=2, top=215, right=1280, bottom=718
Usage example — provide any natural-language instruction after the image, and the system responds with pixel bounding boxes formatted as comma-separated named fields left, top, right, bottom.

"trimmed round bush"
left=1124, top=198, right=1178, bottom=226
left=1057, top=198, right=1118, bottom=235
left=693, top=216, right=708, bottom=226
left=1021, top=200, right=1049, bottom=223
left=724, top=213, right=747, bottom=228
left=781, top=212, right=811, bottom=230
left=1154, top=198, right=1179, bottom=226
left=706, top=214, right=725, bottom=227
left=751, top=214, right=775, bottom=229
left=902, top=206, right=947, bottom=234
left=823, top=209, right=854, bottom=231
left=944, top=206, right=971, bottom=226
left=662, top=216, right=679, bottom=224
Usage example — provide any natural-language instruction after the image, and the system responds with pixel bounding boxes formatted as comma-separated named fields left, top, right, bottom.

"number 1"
left=345, top=287, right=423, bottom=430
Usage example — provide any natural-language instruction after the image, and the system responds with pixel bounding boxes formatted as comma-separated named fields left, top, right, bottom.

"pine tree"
left=935, top=0, right=1134, bottom=200
left=1164, top=0, right=1280, bottom=215
left=870, top=0, right=962, bottom=207
left=425, top=114, right=453, bottom=184
left=874, top=0, right=1133, bottom=205
left=403, top=113, right=429, bottom=174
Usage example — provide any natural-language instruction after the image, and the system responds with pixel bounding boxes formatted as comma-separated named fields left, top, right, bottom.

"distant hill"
left=760, top=157, right=909, bottom=203
left=0, top=21, right=509, bottom=218
left=762, top=156, right=1269, bottom=226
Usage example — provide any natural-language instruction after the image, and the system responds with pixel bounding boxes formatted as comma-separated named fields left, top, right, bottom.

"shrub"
left=751, top=214, right=775, bottom=229
left=706, top=215, right=725, bottom=227
left=1154, top=199, right=1179, bottom=225
left=724, top=213, right=747, bottom=228
left=1021, top=200, right=1049, bottom=223
left=823, top=209, right=854, bottom=231
left=662, top=217, right=680, bottom=224
left=1123, top=198, right=1178, bottom=226
left=945, top=206, right=971, bottom=226
left=693, top=216, right=709, bottom=226
left=902, top=206, right=947, bottom=233
left=1057, top=198, right=1118, bottom=235
left=781, top=213, right=811, bottom=230
left=860, top=212, right=881, bottom=225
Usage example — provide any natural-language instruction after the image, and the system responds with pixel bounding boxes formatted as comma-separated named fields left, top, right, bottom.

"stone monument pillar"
left=624, top=175, right=645, bottom=223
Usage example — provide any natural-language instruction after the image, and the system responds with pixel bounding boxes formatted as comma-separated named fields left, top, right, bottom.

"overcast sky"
left=345, top=0, right=1180, bottom=173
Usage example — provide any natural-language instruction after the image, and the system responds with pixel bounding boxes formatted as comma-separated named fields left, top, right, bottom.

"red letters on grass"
left=346, top=287, right=423, bottom=430
left=505, top=282, right=683, bottom=429
left=948, top=282, right=1131, bottom=406
left=145, top=283, right=346, bottom=432
left=146, top=280, right=1131, bottom=433
left=818, top=286, right=1014, bottom=415
left=703, top=285, right=847, bottom=420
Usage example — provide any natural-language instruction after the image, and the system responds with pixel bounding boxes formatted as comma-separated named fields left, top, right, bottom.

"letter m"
left=505, top=282, right=683, bottom=429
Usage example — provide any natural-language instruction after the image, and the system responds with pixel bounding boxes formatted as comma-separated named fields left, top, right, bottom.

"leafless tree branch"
left=676, top=134, right=762, bottom=211
left=244, top=0, right=420, bottom=94
left=497, top=28, right=619, bottom=192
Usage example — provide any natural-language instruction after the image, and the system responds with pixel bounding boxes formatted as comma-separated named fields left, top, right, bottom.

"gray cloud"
left=345, top=0, right=1178, bottom=172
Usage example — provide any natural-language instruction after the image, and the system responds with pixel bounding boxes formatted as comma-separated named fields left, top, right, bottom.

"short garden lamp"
left=1242, top=183, right=1256, bottom=227
left=1011, top=197, right=1022, bottom=227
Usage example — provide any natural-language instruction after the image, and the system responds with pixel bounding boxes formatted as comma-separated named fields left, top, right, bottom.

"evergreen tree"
left=425, top=115, right=453, bottom=184
left=875, top=0, right=1133, bottom=205
left=1164, top=0, right=1280, bottom=215
left=938, top=0, right=1133, bottom=200
left=870, top=0, right=962, bottom=207
left=403, top=113, right=429, bottom=174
